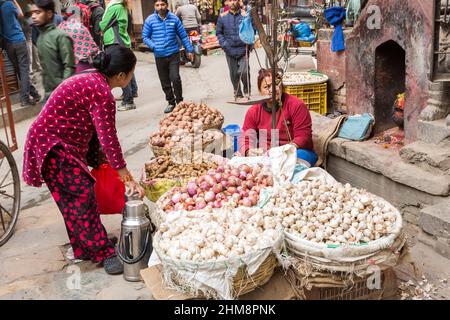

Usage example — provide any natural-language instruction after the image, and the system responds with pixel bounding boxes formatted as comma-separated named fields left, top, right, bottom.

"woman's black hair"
left=92, top=46, right=137, bottom=78
left=33, top=0, right=56, bottom=12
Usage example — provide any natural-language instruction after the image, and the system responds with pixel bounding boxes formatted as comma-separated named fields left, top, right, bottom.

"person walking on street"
left=100, top=0, right=137, bottom=111
left=1, top=0, right=41, bottom=106
left=59, top=6, right=99, bottom=73
left=142, top=0, right=193, bottom=114
left=216, top=0, right=251, bottom=100
left=76, top=0, right=104, bottom=47
left=176, top=0, right=201, bottom=34
left=23, top=47, right=144, bottom=275
left=31, top=0, right=75, bottom=103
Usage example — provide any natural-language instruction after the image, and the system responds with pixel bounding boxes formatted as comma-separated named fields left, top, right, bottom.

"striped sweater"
left=142, top=12, right=193, bottom=58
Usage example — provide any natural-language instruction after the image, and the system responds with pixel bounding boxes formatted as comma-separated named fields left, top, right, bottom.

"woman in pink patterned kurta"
left=23, top=47, right=143, bottom=275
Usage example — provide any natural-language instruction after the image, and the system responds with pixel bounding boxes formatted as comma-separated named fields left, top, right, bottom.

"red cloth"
left=23, top=71, right=127, bottom=187
left=238, top=93, right=313, bottom=155
left=91, top=164, right=125, bottom=215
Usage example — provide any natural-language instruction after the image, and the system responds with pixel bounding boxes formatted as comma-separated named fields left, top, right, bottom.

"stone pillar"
left=419, top=81, right=450, bottom=122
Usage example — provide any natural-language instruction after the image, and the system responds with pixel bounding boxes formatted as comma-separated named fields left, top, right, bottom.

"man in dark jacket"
left=31, top=0, right=75, bottom=102
left=142, top=0, right=193, bottom=113
left=79, top=0, right=104, bottom=47
left=1, top=0, right=41, bottom=106
left=216, top=0, right=250, bottom=100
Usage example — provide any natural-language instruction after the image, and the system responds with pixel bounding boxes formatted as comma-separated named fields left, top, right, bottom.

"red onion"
left=200, top=181, right=209, bottom=191
left=239, top=171, right=247, bottom=180
left=181, top=186, right=188, bottom=193
left=185, top=198, right=195, bottom=206
left=240, top=190, right=249, bottom=198
left=240, top=164, right=252, bottom=174
left=181, top=193, right=189, bottom=201
left=246, top=180, right=254, bottom=189
left=187, top=182, right=198, bottom=196
left=205, top=191, right=215, bottom=203
left=207, top=169, right=216, bottom=176
left=237, top=186, right=244, bottom=193
left=220, top=180, right=229, bottom=188
left=228, top=176, right=238, bottom=187
left=231, top=193, right=241, bottom=202
left=195, top=200, right=207, bottom=210
left=266, top=176, right=274, bottom=186
left=231, top=169, right=240, bottom=177
left=252, top=186, right=261, bottom=193
left=216, top=166, right=225, bottom=173
left=214, top=173, right=222, bottom=183
left=249, top=190, right=258, bottom=197
left=188, top=205, right=194, bottom=211
left=212, top=183, right=223, bottom=194
left=227, top=187, right=237, bottom=195
left=171, top=193, right=182, bottom=204
left=247, top=174, right=254, bottom=181
left=215, top=193, right=225, bottom=200
left=242, top=198, right=253, bottom=207
left=174, top=203, right=183, bottom=210
left=205, top=175, right=215, bottom=186
left=213, top=200, right=222, bottom=208
left=249, top=195, right=258, bottom=206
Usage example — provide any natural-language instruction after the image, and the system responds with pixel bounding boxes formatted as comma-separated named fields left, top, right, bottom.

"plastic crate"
left=284, top=82, right=328, bottom=115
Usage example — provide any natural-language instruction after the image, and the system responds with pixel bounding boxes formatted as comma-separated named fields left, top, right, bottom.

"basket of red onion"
left=157, top=163, right=274, bottom=216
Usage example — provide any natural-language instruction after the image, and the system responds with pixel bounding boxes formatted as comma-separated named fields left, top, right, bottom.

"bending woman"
left=238, top=68, right=318, bottom=166
left=23, top=46, right=144, bottom=275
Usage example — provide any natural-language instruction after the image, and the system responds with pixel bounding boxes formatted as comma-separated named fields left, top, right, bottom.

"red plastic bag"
left=91, top=164, right=125, bottom=215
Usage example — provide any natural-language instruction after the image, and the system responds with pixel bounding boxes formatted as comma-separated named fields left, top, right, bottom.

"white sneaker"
left=117, top=103, right=137, bottom=112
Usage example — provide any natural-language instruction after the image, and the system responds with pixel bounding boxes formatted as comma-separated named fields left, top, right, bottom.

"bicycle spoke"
left=0, top=209, right=6, bottom=232
left=0, top=191, right=15, bottom=200
left=0, top=168, right=11, bottom=187
left=0, top=181, right=14, bottom=189
left=0, top=204, right=12, bottom=218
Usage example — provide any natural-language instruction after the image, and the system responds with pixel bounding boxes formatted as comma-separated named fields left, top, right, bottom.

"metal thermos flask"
left=118, top=199, right=153, bottom=282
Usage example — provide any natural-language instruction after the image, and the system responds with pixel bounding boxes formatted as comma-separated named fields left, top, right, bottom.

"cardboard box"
left=140, top=266, right=296, bottom=300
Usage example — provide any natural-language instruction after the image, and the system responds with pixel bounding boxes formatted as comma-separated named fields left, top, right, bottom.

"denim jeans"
left=122, top=73, right=137, bottom=104
left=6, top=41, right=39, bottom=103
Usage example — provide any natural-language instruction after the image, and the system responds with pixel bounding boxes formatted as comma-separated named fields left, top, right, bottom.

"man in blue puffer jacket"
left=216, top=0, right=250, bottom=100
left=142, top=0, right=193, bottom=113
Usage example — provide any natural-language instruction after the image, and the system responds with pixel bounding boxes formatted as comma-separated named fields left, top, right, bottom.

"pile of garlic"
left=156, top=207, right=282, bottom=262
left=261, top=180, right=399, bottom=245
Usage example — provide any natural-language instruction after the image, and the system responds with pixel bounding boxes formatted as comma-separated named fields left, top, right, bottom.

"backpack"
left=0, top=1, right=7, bottom=50
left=73, top=1, right=101, bottom=33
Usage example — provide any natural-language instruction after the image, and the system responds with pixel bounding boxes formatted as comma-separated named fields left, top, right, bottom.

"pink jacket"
left=23, top=71, right=126, bottom=187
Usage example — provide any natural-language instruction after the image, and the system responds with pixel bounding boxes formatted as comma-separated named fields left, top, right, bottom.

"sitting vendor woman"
left=238, top=68, right=318, bottom=167
left=22, top=46, right=144, bottom=275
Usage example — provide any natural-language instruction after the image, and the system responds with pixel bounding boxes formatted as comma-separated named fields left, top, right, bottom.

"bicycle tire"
left=0, top=140, right=21, bottom=246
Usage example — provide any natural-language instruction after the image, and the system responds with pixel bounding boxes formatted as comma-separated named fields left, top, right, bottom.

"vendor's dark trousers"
left=6, top=41, right=39, bottom=103
left=122, top=73, right=137, bottom=104
left=226, top=54, right=250, bottom=98
left=42, top=146, right=116, bottom=263
left=155, top=52, right=183, bottom=106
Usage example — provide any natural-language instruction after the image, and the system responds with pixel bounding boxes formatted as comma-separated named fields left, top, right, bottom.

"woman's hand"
left=118, top=167, right=145, bottom=199
left=125, top=180, right=145, bottom=199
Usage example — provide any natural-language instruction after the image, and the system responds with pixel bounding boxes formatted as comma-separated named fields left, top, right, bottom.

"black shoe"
left=21, top=99, right=36, bottom=107
left=133, top=92, right=138, bottom=98
left=103, top=256, right=123, bottom=275
left=164, top=104, right=176, bottom=113
left=31, top=93, right=42, bottom=103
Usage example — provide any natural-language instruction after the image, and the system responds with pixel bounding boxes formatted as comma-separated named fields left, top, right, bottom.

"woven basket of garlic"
left=152, top=207, right=284, bottom=300
left=259, top=168, right=406, bottom=280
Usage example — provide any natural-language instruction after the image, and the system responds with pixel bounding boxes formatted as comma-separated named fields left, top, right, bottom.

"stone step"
left=400, top=141, right=450, bottom=174
left=419, top=200, right=450, bottom=239
left=419, top=200, right=450, bottom=259
left=418, top=119, right=450, bottom=145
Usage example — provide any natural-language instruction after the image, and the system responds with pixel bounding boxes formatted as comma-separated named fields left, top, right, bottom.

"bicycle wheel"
left=0, top=140, right=20, bottom=246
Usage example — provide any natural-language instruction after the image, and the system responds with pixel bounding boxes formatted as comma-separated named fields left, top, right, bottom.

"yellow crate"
left=284, top=82, right=328, bottom=115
